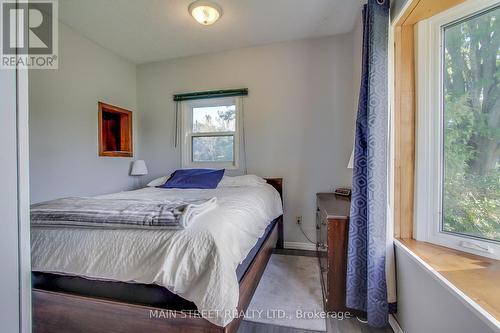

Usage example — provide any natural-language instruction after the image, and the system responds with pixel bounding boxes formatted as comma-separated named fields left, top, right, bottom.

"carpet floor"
left=244, top=254, right=326, bottom=332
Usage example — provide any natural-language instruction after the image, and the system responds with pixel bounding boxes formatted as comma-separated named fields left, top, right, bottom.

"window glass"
left=192, top=105, right=236, bottom=133
left=442, top=6, right=500, bottom=242
left=192, top=135, right=234, bottom=162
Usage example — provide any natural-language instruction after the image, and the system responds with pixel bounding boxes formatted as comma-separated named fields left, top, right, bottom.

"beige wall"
left=137, top=35, right=356, bottom=244
left=29, top=22, right=138, bottom=203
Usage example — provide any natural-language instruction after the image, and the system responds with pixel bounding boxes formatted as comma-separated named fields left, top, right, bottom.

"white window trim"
left=181, top=96, right=241, bottom=170
left=415, top=0, right=500, bottom=260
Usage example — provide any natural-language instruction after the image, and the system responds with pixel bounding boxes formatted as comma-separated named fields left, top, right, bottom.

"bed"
left=31, top=177, right=284, bottom=333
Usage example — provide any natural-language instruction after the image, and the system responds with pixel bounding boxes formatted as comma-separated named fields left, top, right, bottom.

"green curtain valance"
left=173, top=88, right=248, bottom=101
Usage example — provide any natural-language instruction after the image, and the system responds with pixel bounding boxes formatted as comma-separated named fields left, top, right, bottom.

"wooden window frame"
left=98, top=102, right=133, bottom=157
left=393, top=2, right=500, bottom=326
left=392, top=0, right=466, bottom=239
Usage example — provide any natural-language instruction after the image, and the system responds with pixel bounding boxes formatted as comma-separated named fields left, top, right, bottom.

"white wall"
left=29, top=22, right=138, bottom=203
left=0, top=63, right=21, bottom=333
left=352, top=9, right=363, bottom=114
left=394, top=245, right=497, bottom=333
left=137, top=35, right=356, bottom=244
left=391, top=0, right=410, bottom=21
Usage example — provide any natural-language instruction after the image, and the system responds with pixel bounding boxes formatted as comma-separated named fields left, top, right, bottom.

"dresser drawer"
left=316, top=193, right=350, bottom=312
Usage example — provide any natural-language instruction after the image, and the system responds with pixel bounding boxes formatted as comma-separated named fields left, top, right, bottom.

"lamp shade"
left=347, top=148, right=354, bottom=169
left=131, top=160, right=148, bottom=176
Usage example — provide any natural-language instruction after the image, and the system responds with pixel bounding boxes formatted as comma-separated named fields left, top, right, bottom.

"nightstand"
left=316, top=192, right=351, bottom=312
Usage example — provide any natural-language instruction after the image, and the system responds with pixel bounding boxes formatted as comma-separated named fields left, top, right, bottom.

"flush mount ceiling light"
left=188, top=0, right=222, bottom=26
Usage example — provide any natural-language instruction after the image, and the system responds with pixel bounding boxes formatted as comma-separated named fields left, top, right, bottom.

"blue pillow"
left=158, top=169, right=225, bottom=189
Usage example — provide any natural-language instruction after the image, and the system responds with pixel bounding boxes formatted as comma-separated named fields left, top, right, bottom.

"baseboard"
left=389, top=314, right=403, bottom=333
left=284, top=242, right=317, bottom=251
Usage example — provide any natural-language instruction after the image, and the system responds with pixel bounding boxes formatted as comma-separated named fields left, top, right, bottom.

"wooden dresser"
left=316, top=193, right=351, bottom=312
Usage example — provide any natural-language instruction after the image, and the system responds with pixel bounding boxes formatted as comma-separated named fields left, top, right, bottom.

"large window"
left=442, top=6, right=499, bottom=242
left=181, top=97, right=240, bottom=169
left=416, top=0, right=499, bottom=259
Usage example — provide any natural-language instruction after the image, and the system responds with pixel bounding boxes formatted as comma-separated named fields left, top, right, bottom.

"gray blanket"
left=30, top=197, right=217, bottom=229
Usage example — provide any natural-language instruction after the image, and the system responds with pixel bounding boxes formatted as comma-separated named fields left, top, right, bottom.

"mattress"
left=31, top=184, right=283, bottom=326
left=32, top=218, right=278, bottom=311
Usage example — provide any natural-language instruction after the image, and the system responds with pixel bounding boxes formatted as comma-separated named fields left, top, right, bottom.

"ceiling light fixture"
left=188, top=0, right=222, bottom=26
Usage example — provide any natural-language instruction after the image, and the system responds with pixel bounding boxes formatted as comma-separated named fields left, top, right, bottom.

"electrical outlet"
left=296, top=216, right=302, bottom=224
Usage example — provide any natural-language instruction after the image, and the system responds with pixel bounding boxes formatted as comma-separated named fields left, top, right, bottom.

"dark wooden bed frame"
left=33, top=178, right=284, bottom=333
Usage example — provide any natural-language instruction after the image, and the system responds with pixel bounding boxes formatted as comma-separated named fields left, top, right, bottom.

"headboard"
left=264, top=177, right=283, bottom=202
left=264, top=177, right=284, bottom=249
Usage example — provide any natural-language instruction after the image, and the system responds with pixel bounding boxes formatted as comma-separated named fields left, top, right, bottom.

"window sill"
left=395, top=238, right=500, bottom=330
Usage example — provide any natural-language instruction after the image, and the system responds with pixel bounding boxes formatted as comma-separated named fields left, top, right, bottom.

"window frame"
left=181, top=96, right=241, bottom=169
left=415, top=0, right=500, bottom=260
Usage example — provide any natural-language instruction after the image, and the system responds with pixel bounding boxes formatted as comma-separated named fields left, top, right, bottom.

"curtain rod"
left=173, top=88, right=248, bottom=101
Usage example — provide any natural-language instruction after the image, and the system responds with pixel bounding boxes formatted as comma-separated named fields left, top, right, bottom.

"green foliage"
left=192, top=106, right=235, bottom=162
left=442, top=7, right=500, bottom=241
left=443, top=171, right=500, bottom=241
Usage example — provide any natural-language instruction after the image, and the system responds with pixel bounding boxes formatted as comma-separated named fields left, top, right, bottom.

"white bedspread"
left=31, top=184, right=283, bottom=327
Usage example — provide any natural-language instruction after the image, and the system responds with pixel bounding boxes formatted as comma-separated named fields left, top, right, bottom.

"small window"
left=181, top=97, right=240, bottom=169
left=416, top=0, right=500, bottom=259
left=98, top=102, right=133, bottom=157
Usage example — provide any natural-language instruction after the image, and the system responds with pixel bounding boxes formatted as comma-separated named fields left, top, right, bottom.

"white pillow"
left=146, top=176, right=169, bottom=187
left=218, top=175, right=266, bottom=187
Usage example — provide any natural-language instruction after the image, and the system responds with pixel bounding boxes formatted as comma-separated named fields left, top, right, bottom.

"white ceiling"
left=59, top=0, right=364, bottom=64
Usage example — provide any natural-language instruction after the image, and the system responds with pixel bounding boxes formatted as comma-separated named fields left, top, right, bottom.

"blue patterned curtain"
left=346, top=0, right=395, bottom=328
